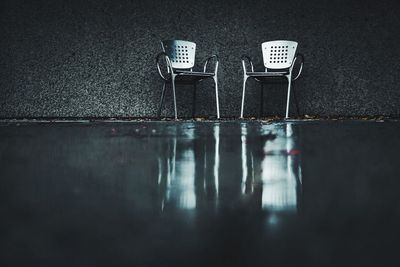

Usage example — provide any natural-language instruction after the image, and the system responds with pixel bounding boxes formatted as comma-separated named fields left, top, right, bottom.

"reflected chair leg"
left=214, top=76, right=220, bottom=119
left=293, top=87, right=300, bottom=117
left=158, top=82, right=167, bottom=118
left=285, top=75, right=292, bottom=119
left=240, top=77, right=248, bottom=119
left=259, top=83, right=264, bottom=117
left=192, top=82, right=197, bottom=118
left=171, top=75, right=178, bottom=120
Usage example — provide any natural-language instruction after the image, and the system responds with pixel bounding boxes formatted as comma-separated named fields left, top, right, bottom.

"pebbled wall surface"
left=1, top=0, right=400, bottom=118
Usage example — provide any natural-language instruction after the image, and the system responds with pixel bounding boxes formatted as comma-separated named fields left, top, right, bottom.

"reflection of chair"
left=156, top=40, right=220, bottom=120
left=157, top=124, right=220, bottom=210
left=240, top=40, right=304, bottom=119
left=240, top=123, right=302, bottom=211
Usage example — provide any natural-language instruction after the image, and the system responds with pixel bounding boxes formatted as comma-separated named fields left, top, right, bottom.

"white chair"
left=156, top=40, right=220, bottom=120
left=240, top=40, right=304, bottom=119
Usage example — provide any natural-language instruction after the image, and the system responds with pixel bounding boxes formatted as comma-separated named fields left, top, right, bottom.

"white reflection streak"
left=167, top=127, right=196, bottom=210
left=298, top=164, right=303, bottom=185
left=165, top=135, right=176, bottom=202
left=261, top=124, right=297, bottom=211
left=157, top=157, right=162, bottom=185
left=241, top=124, right=248, bottom=194
left=214, top=124, right=220, bottom=195
left=175, top=149, right=196, bottom=209
left=286, top=123, right=294, bottom=198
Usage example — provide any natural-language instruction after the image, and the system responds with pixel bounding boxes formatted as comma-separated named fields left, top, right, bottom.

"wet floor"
left=1, top=121, right=400, bottom=266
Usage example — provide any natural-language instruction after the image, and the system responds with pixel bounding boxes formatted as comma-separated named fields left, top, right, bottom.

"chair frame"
left=240, top=40, right=304, bottom=119
left=156, top=40, right=220, bottom=120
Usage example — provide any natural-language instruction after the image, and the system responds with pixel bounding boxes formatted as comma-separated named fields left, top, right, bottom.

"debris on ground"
left=0, top=115, right=396, bottom=123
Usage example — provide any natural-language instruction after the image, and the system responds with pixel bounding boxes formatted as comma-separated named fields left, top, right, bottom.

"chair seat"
left=175, top=70, right=215, bottom=77
left=171, top=71, right=215, bottom=82
left=246, top=71, right=288, bottom=77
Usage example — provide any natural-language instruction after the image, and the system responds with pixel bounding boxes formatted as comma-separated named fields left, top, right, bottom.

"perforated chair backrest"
left=161, top=40, right=196, bottom=69
left=261, top=40, right=298, bottom=70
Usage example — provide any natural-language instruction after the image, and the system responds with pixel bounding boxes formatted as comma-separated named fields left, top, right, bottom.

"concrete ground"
left=2, top=0, right=400, bottom=118
left=1, top=120, right=400, bottom=266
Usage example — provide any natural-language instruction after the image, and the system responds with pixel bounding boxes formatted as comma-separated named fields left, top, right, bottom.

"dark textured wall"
left=1, top=0, right=400, bottom=118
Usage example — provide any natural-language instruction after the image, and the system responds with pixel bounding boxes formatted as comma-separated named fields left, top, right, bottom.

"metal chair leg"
left=240, top=77, right=248, bottom=119
left=285, top=75, right=292, bottom=119
left=171, top=75, right=178, bottom=120
left=192, top=82, right=197, bottom=118
left=158, top=82, right=167, bottom=118
left=214, top=76, right=220, bottom=119
left=259, top=83, right=264, bottom=117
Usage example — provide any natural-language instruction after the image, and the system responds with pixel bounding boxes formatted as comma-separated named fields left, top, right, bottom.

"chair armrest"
left=203, top=55, right=219, bottom=74
left=156, top=52, right=173, bottom=81
left=241, top=55, right=254, bottom=74
left=292, top=53, right=304, bottom=81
